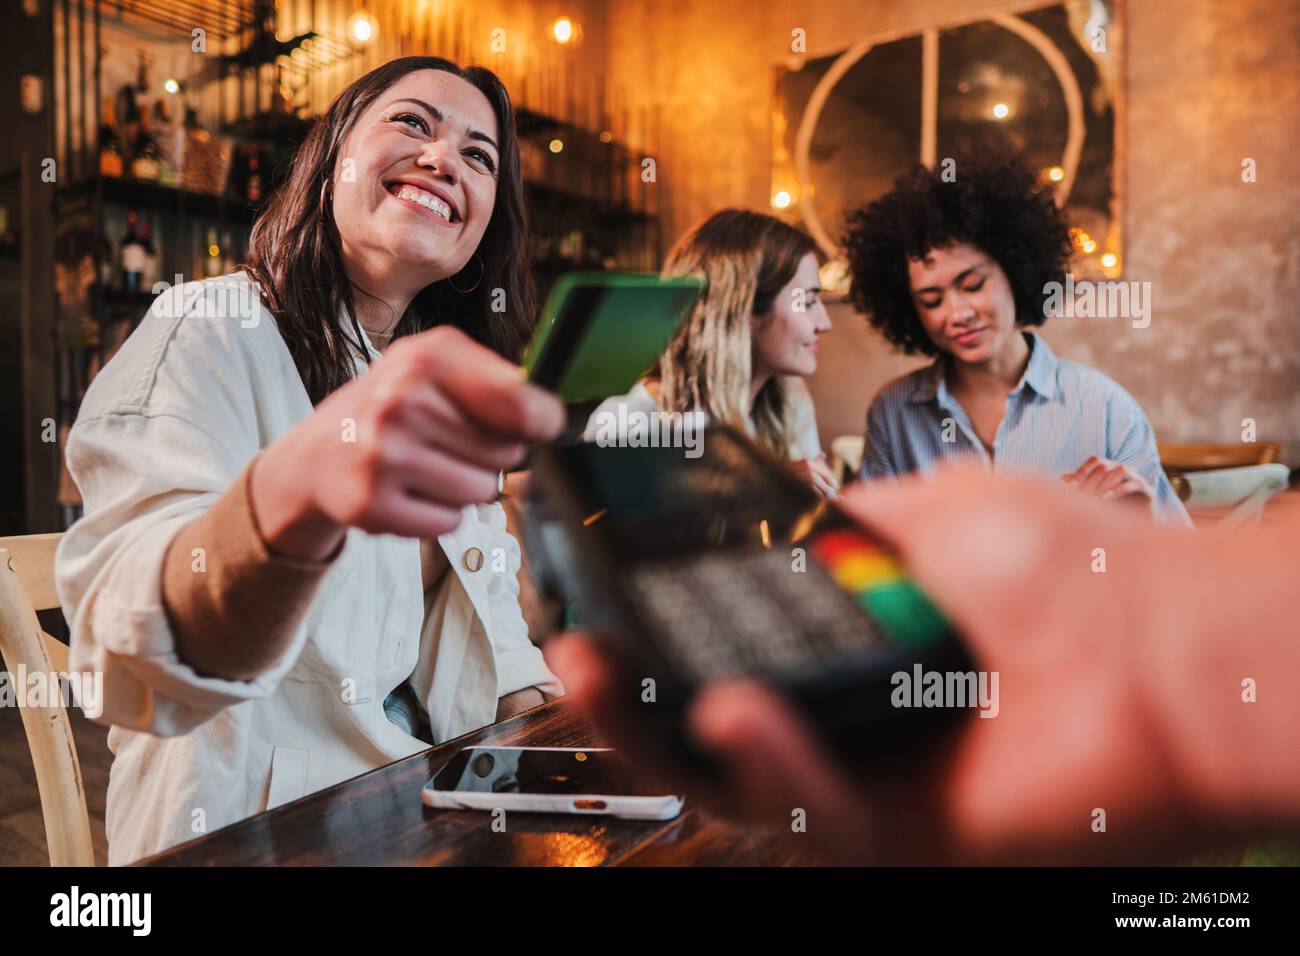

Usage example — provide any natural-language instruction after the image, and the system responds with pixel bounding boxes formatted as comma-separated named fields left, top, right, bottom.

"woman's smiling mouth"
left=385, top=180, right=461, bottom=226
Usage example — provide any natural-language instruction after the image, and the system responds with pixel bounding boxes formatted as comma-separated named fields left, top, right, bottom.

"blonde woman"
left=584, top=209, right=837, bottom=496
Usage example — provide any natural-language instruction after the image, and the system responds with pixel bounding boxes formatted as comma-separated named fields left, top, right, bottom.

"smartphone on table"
left=421, top=746, right=684, bottom=820
left=522, top=426, right=975, bottom=766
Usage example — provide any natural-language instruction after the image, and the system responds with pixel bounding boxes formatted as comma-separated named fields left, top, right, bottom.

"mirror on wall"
left=773, top=0, right=1123, bottom=296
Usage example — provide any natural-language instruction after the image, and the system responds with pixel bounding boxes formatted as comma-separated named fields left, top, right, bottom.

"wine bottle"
left=140, top=217, right=159, bottom=290
left=121, top=211, right=146, bottom=293
left=98, top=97, right=124, bottom=178
left=130, top=108, right=162, bottom=182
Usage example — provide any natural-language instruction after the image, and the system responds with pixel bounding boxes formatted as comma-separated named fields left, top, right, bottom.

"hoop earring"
left=447, top=253, right=484, bottom=294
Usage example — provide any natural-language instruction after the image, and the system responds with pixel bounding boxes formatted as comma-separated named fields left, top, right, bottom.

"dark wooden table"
left=137, top=700, right=812, bottom=866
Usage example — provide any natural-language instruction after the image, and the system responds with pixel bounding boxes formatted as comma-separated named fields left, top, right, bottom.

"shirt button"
left=463, top=547, right=484, bottom=572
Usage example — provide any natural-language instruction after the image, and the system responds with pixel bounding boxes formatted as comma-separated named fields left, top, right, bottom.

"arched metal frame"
left=792, top=11, right=1097, bottom=265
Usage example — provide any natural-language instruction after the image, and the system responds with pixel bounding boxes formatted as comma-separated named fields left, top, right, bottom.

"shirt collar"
left=1019, top=332, right=1059, bottom=400
left=907, top=332, right=1059, bottom=404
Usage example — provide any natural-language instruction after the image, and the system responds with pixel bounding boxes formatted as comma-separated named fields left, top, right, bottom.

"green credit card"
left=524, top=271, right=704, bottom=403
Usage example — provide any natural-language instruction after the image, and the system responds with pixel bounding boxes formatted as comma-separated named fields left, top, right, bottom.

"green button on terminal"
left=860, top=580, right=951, bottom=646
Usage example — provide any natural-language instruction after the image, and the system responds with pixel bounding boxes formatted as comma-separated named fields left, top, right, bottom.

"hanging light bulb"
left=552, top=17, right=575, bottom=43
left=348, top=5, right=378, bottom=44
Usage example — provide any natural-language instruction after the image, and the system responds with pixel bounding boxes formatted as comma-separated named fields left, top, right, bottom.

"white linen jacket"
left=55, top=272, right=561, bottom=865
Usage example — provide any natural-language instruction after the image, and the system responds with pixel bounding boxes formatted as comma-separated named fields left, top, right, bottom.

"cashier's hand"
left=1061, top=456, right=1153, bottom=509
left=546, top=468, right=1212, bottom=864
left=252, top=327, right=564, bottom=561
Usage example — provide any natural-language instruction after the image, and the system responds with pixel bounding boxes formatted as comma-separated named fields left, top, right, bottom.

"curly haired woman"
left=843, top=156, right=1190, bottom=527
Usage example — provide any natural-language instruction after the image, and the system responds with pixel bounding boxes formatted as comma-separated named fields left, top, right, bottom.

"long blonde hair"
left=652, top=209, right=817, bottom=455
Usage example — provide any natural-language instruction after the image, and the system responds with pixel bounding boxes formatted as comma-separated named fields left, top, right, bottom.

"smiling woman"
left=246, top=56, right=535, bottom=404
left=54, top=57, right=565, bottom=865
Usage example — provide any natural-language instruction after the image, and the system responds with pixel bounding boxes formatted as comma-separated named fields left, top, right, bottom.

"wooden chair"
left=0, top=533, right=95, bottom=866
left=1158, top=442, right=1281, bottom=471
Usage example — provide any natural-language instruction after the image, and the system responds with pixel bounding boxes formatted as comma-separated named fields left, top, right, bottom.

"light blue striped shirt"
left=860, top=333, right=1192, bottom=528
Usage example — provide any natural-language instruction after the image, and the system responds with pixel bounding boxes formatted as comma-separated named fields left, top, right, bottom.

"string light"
left=348, top=8, right=377, bottom=44
left=552, top=17, right=574, bottom=43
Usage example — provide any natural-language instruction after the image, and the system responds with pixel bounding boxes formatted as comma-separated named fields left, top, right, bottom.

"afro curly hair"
left=842, top=155, right=1075, bottom=357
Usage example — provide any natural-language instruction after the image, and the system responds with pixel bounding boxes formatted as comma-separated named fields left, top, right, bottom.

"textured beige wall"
left=602, top=0, right=1300, bottom=464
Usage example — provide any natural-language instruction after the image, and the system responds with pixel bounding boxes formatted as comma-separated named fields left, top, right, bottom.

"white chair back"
left=1180, top=463, right=1291, bottom=527
left=829, top=435, right=866, bottom=484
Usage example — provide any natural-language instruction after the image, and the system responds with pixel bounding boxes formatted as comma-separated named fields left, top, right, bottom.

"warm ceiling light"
left=348, top=11, right=377, bottom=44
left=1047, top=165, right=1064, bottom=182
left=772, top=190, right=792, bottom=209
left=163, top=78, right=180, bottom=94
left=992, top=102, right=1010, bottom=119
left=548, top=138, right=564, bottom=153
left=1100, top=252, right=1119, bottom=269
left=553, top=17, right=574, bottom=43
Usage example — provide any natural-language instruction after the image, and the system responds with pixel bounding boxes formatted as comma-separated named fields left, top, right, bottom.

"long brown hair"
left=652, top=209, right=817, bottom=455
left=245, top=56, right=535, bottom=405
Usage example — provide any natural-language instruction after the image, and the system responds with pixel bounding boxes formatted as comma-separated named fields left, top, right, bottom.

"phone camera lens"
left=472, top=753, right=495, bottom=778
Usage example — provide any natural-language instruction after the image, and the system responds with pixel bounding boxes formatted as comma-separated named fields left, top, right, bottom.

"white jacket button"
left=463, top=547, right=484, bottom=572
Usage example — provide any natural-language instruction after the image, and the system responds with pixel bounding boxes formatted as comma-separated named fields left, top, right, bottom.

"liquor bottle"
left=140, top=218, right=159, bottom=290
left=135, top=48, right=152, bottom=95
left=181, top=104, right=210, bottom=193
left=131, top=108, right=162, bottom=182
left=121, top=211, right=146, bottom=293
left=152, top=98, right=178, bottom=186
left=98, top=97, right=124, bottom=178
left=204, top=228, right=222, bottom=278
left=118, top=86, right=141, bottom=168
